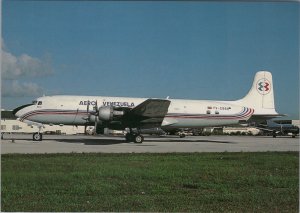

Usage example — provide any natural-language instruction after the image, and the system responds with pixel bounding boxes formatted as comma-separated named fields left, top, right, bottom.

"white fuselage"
left=15, top=95, right=254, bottom=129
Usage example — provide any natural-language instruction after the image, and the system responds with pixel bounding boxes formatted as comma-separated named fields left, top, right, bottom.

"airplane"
left=256, top=120, right=299, bottom=138
left=13, top=71, right=282, bottom=143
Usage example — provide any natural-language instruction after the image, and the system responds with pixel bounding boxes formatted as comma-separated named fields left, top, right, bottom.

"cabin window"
left=215, top=111, right=219, bottom=114
left=206, top=110, right=211, bottom=114
left=38, top=101, right=43, bottom=105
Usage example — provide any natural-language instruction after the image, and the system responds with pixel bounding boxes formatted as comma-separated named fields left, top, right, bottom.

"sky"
left=1, top=1, right=299, bottom=119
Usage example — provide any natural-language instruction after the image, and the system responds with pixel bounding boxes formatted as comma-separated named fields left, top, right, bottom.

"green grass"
left=1, top=152, right=299, bottom=212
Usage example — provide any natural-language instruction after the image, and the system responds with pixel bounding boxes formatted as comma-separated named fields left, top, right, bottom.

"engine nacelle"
left=98, top=106, right=124, bottom=121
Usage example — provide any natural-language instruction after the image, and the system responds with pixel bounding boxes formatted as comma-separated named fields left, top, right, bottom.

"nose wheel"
left=33, top=132, right=43, bottom=141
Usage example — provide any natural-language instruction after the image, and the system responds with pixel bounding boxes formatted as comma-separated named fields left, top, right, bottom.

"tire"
left=134, top=135, right=144, bottom=143
left=33, top=133, right=42, bottom=141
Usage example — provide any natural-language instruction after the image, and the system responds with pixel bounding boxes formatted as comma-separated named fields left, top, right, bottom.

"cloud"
left=2, top=80, right=44, bottom=97
left=2, top=49, right=53, bottom=79
left=1, top=39, right=54, bottom=97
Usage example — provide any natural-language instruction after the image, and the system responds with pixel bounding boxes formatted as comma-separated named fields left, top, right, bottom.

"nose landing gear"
left=33, top=126, right=43, bottom=141
left=33, top=132, right=43, bottom=141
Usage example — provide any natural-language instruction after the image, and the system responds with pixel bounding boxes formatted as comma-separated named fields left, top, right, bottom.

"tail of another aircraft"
left=233, top=71, right=279, bottom=116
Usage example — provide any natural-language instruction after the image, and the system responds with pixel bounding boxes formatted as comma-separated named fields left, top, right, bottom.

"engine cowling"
left=98, top=106, right=124, bottom=121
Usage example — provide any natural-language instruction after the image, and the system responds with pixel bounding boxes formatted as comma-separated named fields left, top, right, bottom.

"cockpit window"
left=38, top=101, right=43, bottom=105
left=32, top=101, right=38, bottom=105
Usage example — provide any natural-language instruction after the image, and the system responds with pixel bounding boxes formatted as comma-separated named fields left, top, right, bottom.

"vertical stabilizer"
left=235, top=71, right=275, bottom=111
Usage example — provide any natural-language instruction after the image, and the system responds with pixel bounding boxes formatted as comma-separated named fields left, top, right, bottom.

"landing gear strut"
left=272, top=130, right=277, bottom=138
left=125, top=128, right=144, bottom=143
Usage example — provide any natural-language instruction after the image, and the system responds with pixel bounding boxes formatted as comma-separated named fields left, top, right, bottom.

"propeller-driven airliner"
left=13, top=71, right=281, bottom=143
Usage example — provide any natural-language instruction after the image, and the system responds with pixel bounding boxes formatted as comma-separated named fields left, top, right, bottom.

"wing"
left=122, top=99, right=171, bottom=129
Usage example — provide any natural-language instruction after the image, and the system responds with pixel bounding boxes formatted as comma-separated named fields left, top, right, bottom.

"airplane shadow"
left=55, top=138, right=130, bottom=145
left=146, top=139, right=236, bottom=144
left=53, top=137, right=236, bottom=145
left=2, top=135, right=236, bottom=145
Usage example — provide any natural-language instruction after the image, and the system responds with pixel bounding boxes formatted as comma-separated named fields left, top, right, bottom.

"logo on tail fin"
left=256, top=78, right=271, bottom=95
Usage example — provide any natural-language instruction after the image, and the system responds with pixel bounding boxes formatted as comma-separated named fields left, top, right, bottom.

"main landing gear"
left=125, top=133, right=144, bottom=143
left=125, top=128, right=144, bottom=143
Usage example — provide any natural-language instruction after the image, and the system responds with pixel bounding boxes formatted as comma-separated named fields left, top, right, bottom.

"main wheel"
left=134, top=134, right=144, bottom=143
left=33, top=132, right=43, bottom=141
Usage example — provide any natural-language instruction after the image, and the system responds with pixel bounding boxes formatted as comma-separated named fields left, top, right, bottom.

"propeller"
left=83, top=100, right=102, bottom=135
left=84, top=103, right=90, bottom=135
left=93, top=101, right=99, bottom=135
left=84, top=124, right=88, bottom=135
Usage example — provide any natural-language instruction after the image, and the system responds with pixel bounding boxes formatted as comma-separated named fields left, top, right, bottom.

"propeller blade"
left=94, top=116, right=98, bottom=135
left=93, top=100, right=99, bottom=135
left=95, top=100, right=99, bottom=114
left=84, top=124, right=87, bottom=135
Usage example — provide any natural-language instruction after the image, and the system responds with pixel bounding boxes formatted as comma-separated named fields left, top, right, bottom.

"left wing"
left=122, top=99, right=171, bottom=129
left=248, top=114, right=286, bottom=124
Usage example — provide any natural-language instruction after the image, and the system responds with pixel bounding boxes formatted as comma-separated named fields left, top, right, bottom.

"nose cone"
left=12, top=104, right=33, bottom=117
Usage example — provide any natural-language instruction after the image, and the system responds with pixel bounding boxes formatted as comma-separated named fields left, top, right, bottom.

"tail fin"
left=234, top=71, right=277, bottom=113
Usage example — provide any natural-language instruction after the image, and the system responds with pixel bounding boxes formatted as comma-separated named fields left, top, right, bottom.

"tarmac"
left=1, top=134, right=299, bottom=154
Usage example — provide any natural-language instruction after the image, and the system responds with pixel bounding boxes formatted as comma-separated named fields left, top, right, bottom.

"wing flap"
left=123, top=99, right=171, bottom=128
left=130, top=99, right=171, bottom=118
